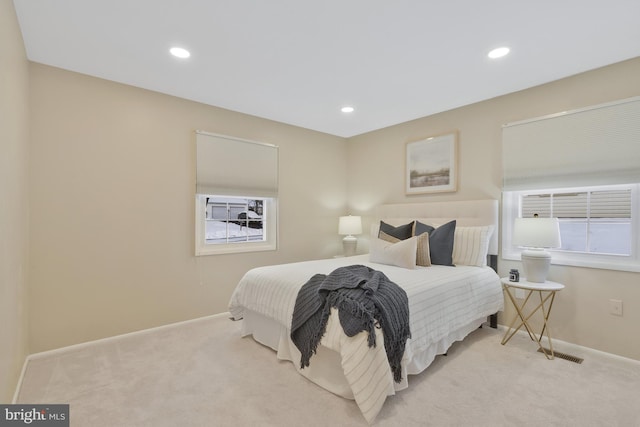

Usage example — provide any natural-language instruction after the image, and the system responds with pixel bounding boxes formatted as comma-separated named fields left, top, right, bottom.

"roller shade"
left=503, top=97, right=640, bottom=191
left=196, top=131, right=278, bottom=197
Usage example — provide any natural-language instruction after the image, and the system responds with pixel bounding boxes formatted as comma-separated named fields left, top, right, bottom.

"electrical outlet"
left=609, top=299, right=623, bottom=316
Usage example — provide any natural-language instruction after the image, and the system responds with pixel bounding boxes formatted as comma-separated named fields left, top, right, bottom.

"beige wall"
left=0, top=0, right=30, bottom=402
left=28, top=64, right=347, bottom=353
left=347, top=57, right=640, bottom=360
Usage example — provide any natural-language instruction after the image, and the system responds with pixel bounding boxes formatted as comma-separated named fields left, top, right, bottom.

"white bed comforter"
left=228, top=255, right=503, bottom=423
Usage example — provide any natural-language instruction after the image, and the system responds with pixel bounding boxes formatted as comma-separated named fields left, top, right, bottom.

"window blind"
left=196, top=131, right=278, bottom=198
left=502, top=97, right=640, bottom=191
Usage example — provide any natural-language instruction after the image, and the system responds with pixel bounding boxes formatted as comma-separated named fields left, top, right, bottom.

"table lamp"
left=338, top=215, right=362, bottom=256
left=512, top=217, right=561, bottom=283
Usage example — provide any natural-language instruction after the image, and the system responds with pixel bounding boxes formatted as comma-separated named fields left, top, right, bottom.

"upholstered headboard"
left=373, top=199, right=499, bottom=255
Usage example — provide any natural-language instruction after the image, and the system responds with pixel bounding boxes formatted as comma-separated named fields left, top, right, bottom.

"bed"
left=228, top=200, right=504, bottom=423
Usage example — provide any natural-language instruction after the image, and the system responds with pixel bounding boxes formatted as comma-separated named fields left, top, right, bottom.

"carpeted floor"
left=16, top=314, right=640, bottom=426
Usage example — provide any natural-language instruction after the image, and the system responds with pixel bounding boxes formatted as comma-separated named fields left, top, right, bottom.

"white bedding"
left=228, top=254, right=503, bottom=422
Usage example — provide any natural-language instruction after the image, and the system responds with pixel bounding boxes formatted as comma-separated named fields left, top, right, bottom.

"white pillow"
left=452, top=226, right=494, bottom=267
left=378, top=231, right=431, bottom=267
left=369, top=236, right=417, bottom=269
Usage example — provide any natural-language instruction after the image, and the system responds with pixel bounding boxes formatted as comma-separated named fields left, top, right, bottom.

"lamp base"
left=342, top=235, right=357, bottom=257
left=521, top=249, right=551, bottom=283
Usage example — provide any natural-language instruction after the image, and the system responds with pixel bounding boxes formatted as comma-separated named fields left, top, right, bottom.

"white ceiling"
left=13, top=0, right=640, bottom=138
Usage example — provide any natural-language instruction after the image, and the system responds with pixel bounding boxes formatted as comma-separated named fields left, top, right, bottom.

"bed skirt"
left=240, top=309, right=488, bottom=399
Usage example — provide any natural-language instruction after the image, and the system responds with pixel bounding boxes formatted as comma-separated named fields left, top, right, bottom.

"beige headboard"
left=373, top=199, right=499, bottom=255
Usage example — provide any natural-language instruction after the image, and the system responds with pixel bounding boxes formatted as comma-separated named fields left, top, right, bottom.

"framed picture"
left=406, top=132, right=458, bottom=194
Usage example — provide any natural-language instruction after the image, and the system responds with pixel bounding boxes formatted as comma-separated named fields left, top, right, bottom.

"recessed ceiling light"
left=170, top=47, right=191, bottom=59
left=341, top=106, right=355, bottom=113
left=488, top=47, right=510, bottom=59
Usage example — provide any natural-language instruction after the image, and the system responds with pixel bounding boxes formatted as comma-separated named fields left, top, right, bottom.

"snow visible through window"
left=204, top=197, right=265, bottom=244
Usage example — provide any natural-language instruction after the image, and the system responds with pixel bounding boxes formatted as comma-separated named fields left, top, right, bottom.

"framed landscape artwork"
left=406, top=132, right=458, bottom=194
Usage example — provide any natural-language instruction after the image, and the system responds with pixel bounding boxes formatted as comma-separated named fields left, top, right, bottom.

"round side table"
left=501, top=277, right=564, bottom=359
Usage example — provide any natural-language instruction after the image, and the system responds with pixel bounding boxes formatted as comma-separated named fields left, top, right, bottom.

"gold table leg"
left=501, top=285, right=558, bottom=360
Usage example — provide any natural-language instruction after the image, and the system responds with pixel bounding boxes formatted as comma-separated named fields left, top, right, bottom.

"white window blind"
left=196, top=131, right=278, bottom=197
left=502, top=97, right=640, bottom=191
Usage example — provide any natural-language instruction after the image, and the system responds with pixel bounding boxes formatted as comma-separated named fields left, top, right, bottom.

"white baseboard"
left=27, top=312, right=231, bottom=361
left=494, top=324, right=640, bottom=365
left=12, top=355, right=30, bottom=404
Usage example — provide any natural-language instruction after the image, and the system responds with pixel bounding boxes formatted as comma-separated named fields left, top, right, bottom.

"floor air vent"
left=538, top=348, right=584, bottom=364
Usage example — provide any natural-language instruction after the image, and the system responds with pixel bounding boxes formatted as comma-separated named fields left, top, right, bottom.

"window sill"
left=502, top=251, right=640, bottom=273
left=196, top=241, right=276, bottom=256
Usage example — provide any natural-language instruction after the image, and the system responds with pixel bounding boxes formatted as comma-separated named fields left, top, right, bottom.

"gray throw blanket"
left=290, top=265, right=411, bottom=383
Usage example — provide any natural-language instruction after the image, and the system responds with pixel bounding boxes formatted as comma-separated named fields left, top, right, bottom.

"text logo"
left=0, top=405, right=68, bottom=427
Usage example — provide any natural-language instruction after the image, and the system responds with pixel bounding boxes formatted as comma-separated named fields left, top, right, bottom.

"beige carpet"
left=16, top=314, right=640, bottom=426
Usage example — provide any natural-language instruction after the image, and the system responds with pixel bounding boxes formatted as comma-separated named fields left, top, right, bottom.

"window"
left=195, top=131, right=278, bottom=256
left=205, top=197, right=265, bottom=243
left=195, top=195, right=276, bottom=255
left=501, top=97, right=640, bottom=272
left=502, top=184, right=640, bottom=272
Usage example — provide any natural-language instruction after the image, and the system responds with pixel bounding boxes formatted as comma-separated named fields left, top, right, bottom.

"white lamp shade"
left=338, top=215, right=362, bottom=236
left=513, top=218, right=561, bottom=249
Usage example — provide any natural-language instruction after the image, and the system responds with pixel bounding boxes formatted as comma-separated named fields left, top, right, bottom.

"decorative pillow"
left=413, top=220, right=432, bottom=237
left=379, top=230, right=431, bottom=267
left=452, top=225, right=494, bottom=267
left=369, top=236, right=417, bottom=269
left=415, top=232, right=431, bottom=267
left=414, top=220, right=456, bottom=266
left=378, top=230, right=400, bottom=244
left=378, top=220, right=414, bottom=240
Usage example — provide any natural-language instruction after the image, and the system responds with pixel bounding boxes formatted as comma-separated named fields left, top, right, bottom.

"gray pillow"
left=379, top=221, right=414, bottom=240
left=415, top=220, right=456, bottom=266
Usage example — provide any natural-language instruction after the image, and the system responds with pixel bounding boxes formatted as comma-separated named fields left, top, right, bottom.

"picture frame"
left=406, top=132, right=458, bottom=194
